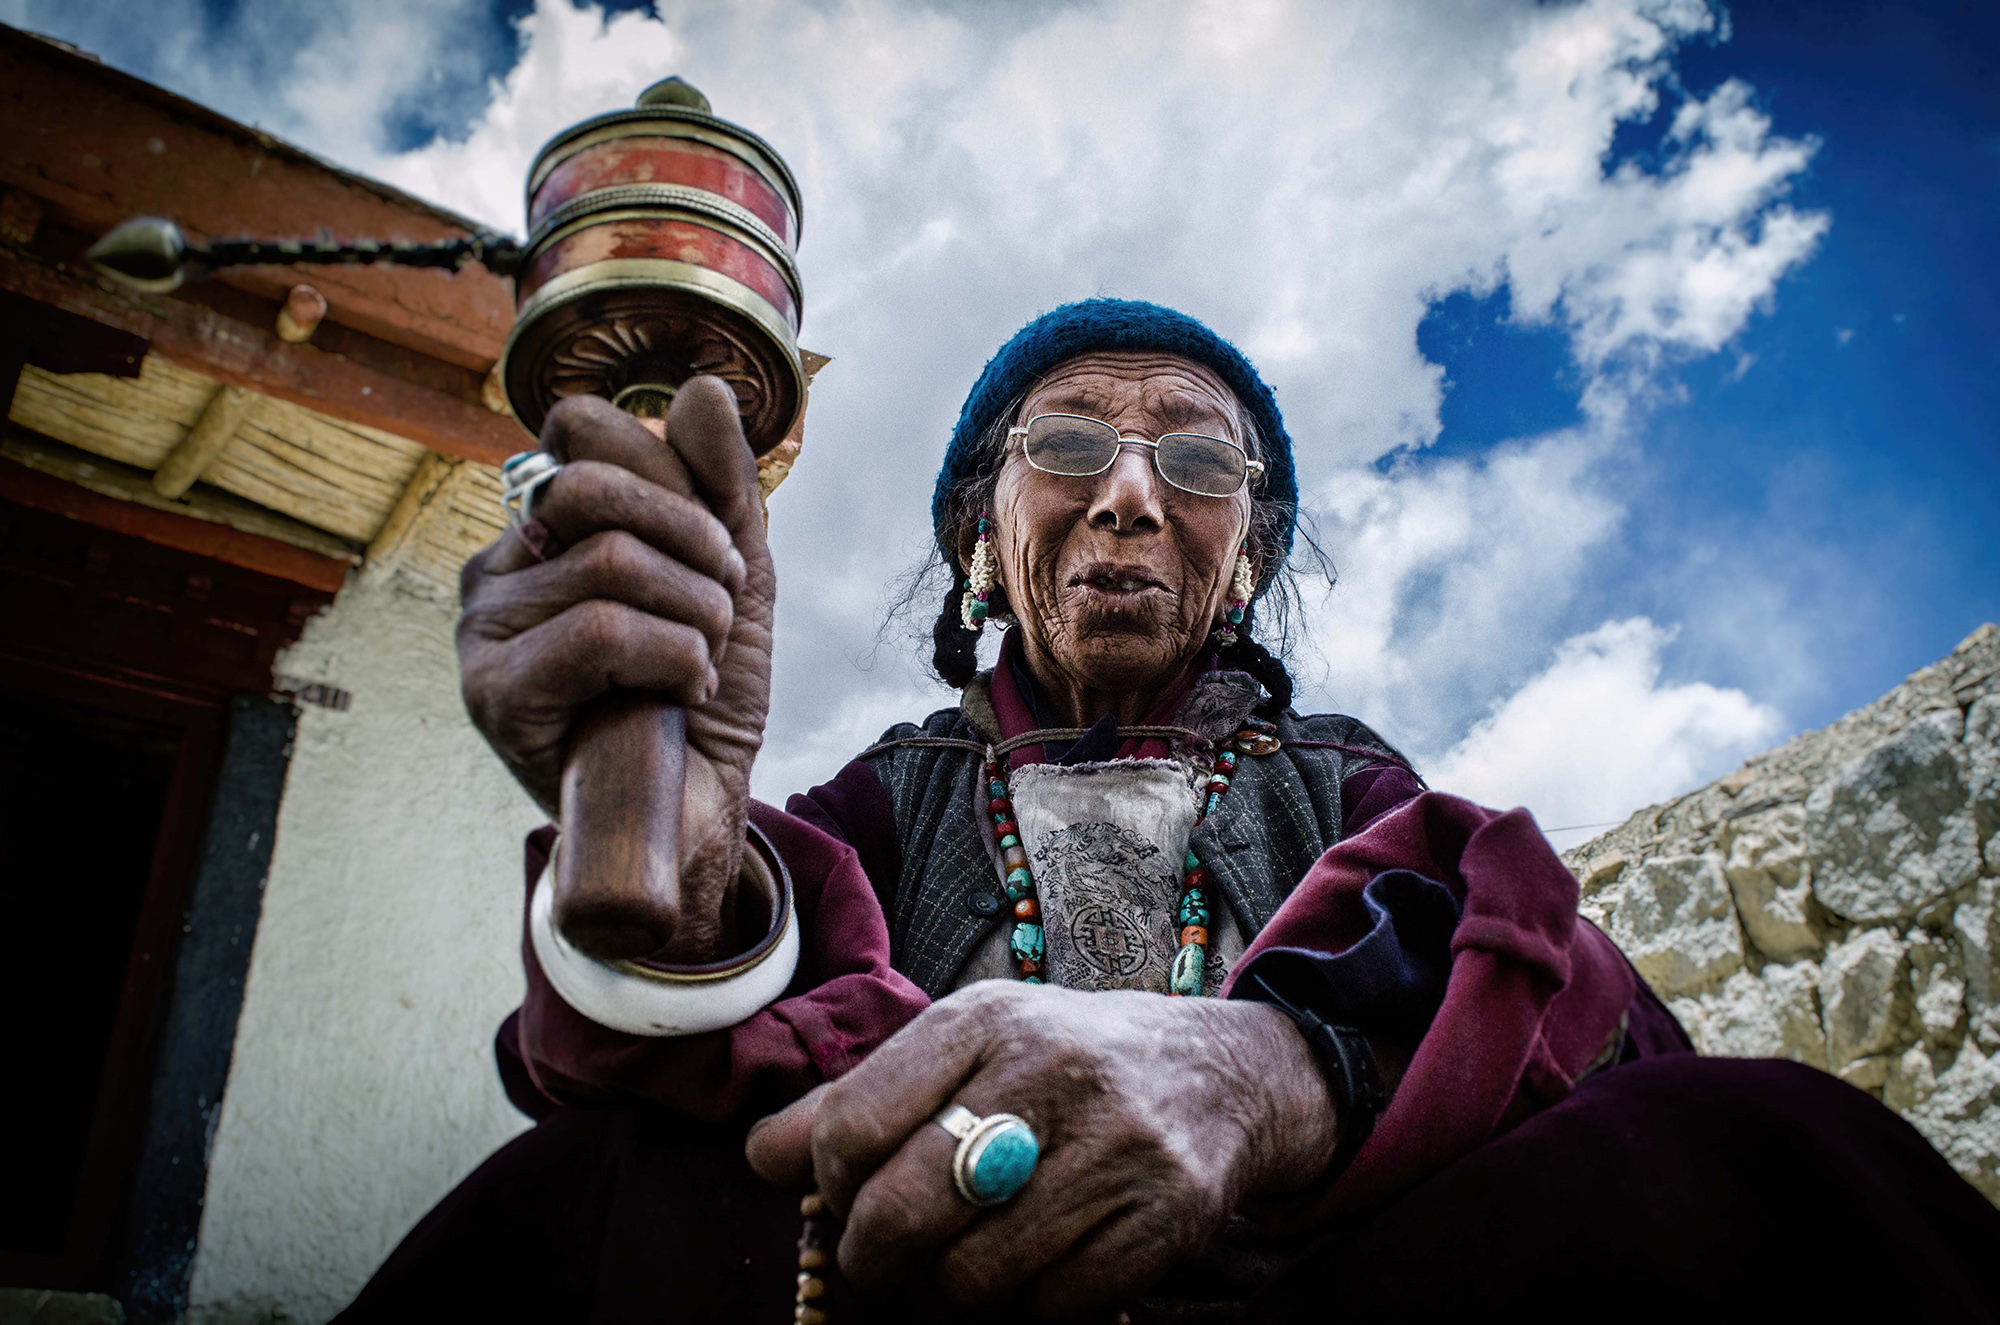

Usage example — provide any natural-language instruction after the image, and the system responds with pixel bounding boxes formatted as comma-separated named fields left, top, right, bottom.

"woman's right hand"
left=456, top=379, right=776, bottom=895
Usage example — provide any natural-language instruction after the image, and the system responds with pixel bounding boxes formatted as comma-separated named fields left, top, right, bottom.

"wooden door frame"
left=0, top=653, right=225, bottom=1288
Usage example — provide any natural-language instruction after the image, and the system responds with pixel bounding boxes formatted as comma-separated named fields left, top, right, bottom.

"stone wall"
left=1566, top=624, right=2000, bottom=1203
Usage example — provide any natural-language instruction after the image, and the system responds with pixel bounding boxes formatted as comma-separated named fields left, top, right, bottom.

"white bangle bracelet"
left=528, top=822, right=801, bottom=1037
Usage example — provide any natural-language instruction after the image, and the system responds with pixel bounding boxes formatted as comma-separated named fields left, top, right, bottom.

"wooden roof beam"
left=152, top=384, right=258, bottom=498
left=0, top=249, right=529, bottom=467
left=364, top=449, right=464, bottom=579
left=0, top=24, right=514, bottom=372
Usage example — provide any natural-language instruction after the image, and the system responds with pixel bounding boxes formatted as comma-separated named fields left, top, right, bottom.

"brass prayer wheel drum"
left=503, top=76, right=806, bottom=453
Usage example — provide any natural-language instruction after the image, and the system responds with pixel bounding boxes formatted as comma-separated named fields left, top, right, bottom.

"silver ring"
left=934, top=1103, right=1039, bottom=1207
left=500, top=450, right=562, bottom=526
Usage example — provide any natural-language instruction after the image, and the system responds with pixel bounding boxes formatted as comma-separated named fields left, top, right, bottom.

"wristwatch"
left=1245, top=972, right=1388, bottom=1181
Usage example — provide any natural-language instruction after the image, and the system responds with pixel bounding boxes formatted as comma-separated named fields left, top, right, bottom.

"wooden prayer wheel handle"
left=553, top=410, right=699, bottom=962
left=554, top=691, right=688, bottom=961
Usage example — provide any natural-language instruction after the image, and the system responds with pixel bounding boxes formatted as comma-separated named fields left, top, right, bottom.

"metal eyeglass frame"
left=1006, top=412, right=1266, bottom=498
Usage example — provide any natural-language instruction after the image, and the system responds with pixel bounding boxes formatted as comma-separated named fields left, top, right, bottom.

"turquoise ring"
left=935, top=1104, right=1039, bottom=1206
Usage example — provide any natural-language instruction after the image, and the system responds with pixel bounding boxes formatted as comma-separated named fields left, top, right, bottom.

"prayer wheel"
left=88, top=76, right=814, bottom=966
left=504, top=76, right=807, bottom=451
left=513, top=78, right=807, bottom=962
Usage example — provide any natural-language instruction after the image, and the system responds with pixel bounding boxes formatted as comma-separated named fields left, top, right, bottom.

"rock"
left=1806, top=710, right=1982, bottom=923
left=1584, top=852, right=1744, bottom=998
left=1886, top=1044, right=1939, bottom=1113
left=1968, top=694, right=2000, bottom=861
left=1563, top=623, right=2000, bottom=1204
left=1820, top=927, right=1911, bottom=1069
left=1839, top=1055, right=1892, bottom=1090
left=1907, top=926, right=1966, bottom=1047
left=1669, top=962, right=1825, bottom=1067
left=1722, top=806, right=1823, bottom=960
left=1957, top=878, right=2000, bottom=1051
left=1581, top=852, right=1627, bottom=890
left=1905, top=1041, right=2000, bottom=1202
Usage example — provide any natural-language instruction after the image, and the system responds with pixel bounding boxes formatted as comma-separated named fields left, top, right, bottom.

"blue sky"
left=1421, top=2, right=1996, bottom=727
left=5, top=0, right=1993, bottom=842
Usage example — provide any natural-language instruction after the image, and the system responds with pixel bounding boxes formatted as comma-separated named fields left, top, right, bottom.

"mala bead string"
left=986, top=749, right=1046, bottom=981
left=1213, top=544, right=1254, bottom=648
left=795, top=1192, right=837, bottom=1324
left=960, top=513, right=999, bottom=632
left=1168, top=744, right=1236, bottom=995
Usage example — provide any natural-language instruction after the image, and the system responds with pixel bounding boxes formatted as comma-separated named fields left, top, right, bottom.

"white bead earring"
left=961, top=513, right=998, bottom=632
left=1215, top=545, right=1253, bottom=648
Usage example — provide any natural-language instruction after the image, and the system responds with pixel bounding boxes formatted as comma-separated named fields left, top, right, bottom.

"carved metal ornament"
left=503, top=282, right=798, bottom=443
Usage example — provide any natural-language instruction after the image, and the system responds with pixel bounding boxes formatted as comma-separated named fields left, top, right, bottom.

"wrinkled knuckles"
left=541, top=394, right=629, bottom=459
left=935, top=1238, right=1023, bottom=1304
left=567, top=599, right=639, bottom=662
left=576, top=529, right=656, bottom=594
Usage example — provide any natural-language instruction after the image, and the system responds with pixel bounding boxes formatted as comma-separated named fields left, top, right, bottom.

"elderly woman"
left=343, top=301, right=1998, bottom=1322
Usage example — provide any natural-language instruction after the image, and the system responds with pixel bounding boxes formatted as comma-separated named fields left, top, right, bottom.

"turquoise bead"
left=1004, top=874, right=1032, bottom=901
left=1169, top=942, right=1206, bottom=996
left=1006, top=866, right=1032, bottom=891
left=999, top=833, right=1019, bottom=849
left=1184, top=849, right=1200, bottom=872
left=968, top=1122, right=1039, bottom=1203
left=969, top=599, right=988, bottom=621
left=1179, top=900, right=1209, bottom=928
left=1010, top=922, right=1044, bottom=963
left=1020, top=974, right=1044, bottom=984
left=990, top=781, right=1008, bottom=798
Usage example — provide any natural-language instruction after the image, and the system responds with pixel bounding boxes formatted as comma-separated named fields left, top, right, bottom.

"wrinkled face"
left=976, top=351, right=1255, bottom=695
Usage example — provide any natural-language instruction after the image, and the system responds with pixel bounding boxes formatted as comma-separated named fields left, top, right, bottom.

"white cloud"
left=1295, top=426, right=1626, bottom=756
left=10, top=0, right=1831, bottom=827
left=1429, top=617, right=1782, bottom=849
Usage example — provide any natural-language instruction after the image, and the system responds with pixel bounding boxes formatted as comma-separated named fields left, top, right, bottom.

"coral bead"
left=1179, top=925, right=1208, bottom=948
left=1014, top=897, right=1040, bottom=921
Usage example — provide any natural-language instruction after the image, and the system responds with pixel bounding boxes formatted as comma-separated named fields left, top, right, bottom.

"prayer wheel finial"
left=636, top=76, right=712, bottom=112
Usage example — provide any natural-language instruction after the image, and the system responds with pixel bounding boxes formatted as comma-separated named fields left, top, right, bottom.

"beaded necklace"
left=985, top=738, right=1241, bottom=994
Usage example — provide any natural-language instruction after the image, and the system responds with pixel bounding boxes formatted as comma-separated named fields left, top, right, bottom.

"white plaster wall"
left=186, top=572, right=542, bottom=1324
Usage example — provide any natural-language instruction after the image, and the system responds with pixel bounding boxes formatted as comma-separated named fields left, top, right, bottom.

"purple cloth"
left=339, top=1058, right=2000, bottom=1323
left=1251, top=1056, right=2000, bottom=1321
left=1221, top=791, right=1645, bottom=1214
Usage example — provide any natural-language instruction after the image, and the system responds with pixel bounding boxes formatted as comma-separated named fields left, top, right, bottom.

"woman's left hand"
left=745, top=981, right=1338, bottom=1314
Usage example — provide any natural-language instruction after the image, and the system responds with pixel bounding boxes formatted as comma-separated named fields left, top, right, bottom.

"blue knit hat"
left=932, top=298, right=1298, bottom=595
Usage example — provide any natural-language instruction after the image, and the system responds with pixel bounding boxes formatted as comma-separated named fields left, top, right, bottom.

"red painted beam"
left=0, top=23, right=515, bottom=372
left=0, top=457, right=352, bottom=594
left=0, top=250, right=531, bottom=466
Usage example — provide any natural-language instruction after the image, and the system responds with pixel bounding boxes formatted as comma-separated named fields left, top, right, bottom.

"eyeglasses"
left=1007, top=413, right=1265, bottom=499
